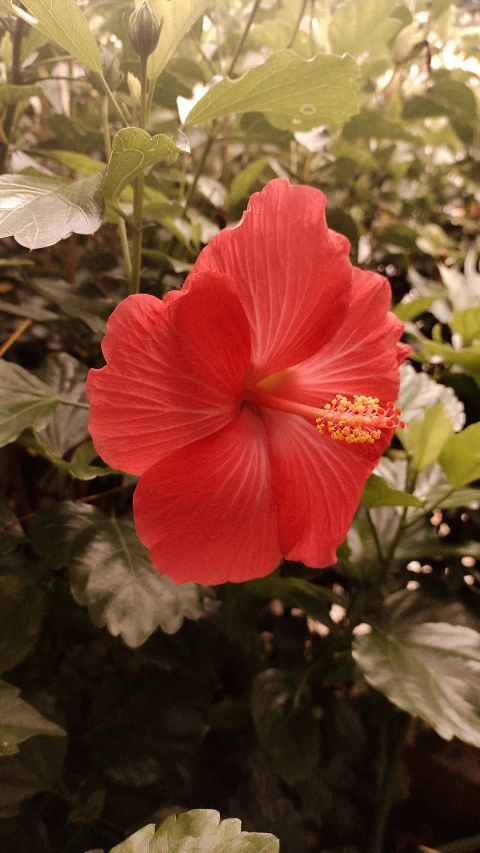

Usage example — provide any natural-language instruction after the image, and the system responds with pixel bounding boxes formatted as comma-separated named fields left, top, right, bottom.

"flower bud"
left=129, top=1, right=163, bottom=60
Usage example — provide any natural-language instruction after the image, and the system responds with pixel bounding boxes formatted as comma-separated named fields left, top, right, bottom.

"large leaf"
left=397, top=363, right=465, bottom=431
left=0, top=0, right=101, bottom=72
left=186, top=52, right=360, bottom=133
left=0, top=84, right=43, bottom=106
left=0, top=681, right=65, bottom=756
left=107, top=809, right=279, bottom=853
left=439, top=423, right=480, bottom=488
left=0, top=360, right=60, bottom=448
left=140, top=0, right=210, bottom=80
left=0, top=564, right=44, bottom=675
left=361, top=474, right=422, bottom=509
left=37, top=353, right=89, bottom=456
left=29, top=502, right=204, bottom=646
left=252, top=669, right=320, bottom=785
left=353, top=595, right=480, bottom=748
left=329, top=0, right=403, bottom=59
left=102, top=128, right=180, bottom=200
left=402, top=403, right=454, bottom=472
left=0, top=173, right=104, bottom=249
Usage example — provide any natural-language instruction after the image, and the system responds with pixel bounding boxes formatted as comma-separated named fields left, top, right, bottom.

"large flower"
left=87, top=180, right=410, bottom=585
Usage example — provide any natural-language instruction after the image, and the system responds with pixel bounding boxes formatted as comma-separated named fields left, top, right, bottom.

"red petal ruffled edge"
left=191, top=179, right=354, bottom=381
left=133, top=408, right=282, bottom=585
left=86, top=271, right=252, bottom=476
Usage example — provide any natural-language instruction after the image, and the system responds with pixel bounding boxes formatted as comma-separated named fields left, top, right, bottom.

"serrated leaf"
left=0, top=680, right=65, bottom=756
left=0, top=172, right=104, bottom=249
left=186, top=52, right=360, bottom=133
left=353, top=598, right=480, bottom=748
left=110, top=824, right=155, bottom=853
left=0, top=360, right=60, bottom=448
left=0, top=83, right=43, bottom=106
left=397, top=363, right=465, bottom=431
left=141, top=0, right=210, bottom=80
left=37, top=353, right=88, bottom=455
left=146, top=809, right=279, bottom=853
left=1, top=0, right=101, bottom=72
left=252, top=669, right=319, bottom=785
left=329, top=0, right=403, bottom=59
left=439, top=423, right=480, bottom=488
left=361, top=474, right=423, bottom=508
left=29, top=501, right=104, bottom=571
left=102, top=128, right=180, bottom=200
left=403, top=402, right=454, bottom=472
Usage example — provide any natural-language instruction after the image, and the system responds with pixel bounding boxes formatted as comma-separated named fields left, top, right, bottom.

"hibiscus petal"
left=262, top=409, right=376, bottom=567
left=133, top=408, right=281, bottom=585
left=86, top=271, right=251, bottom=475
left=191, top=179, right=353, bottom=380
left=265, top=268, right=409, bottom=409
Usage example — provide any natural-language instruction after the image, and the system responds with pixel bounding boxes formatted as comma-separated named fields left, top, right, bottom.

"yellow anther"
left=316, top=395, right=404, bottom=445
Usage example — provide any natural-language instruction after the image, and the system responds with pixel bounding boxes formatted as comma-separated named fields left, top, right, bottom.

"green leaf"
left=227, top=158, right=272, bottom=208
left=451, top=306, right=480, bottom=347
left=102, top=128, right=180, bottom=200
left=0, top=298, right=57, bottom=322
left=29, top=279, right=111, bottom=333
left=29, top=502, right=205, bottom=646
left=403, top=403, right=454, bottom=472
left=186, top=52, right=360, bottom=133
left=29, top=501, right=104, bottom=571
left=421, top=339, right=480, bottom=388
left=361, top=474, right=423, bottom=508
left=37, top=149, right=105, bottom=177
left=0, top=566, right=44, bottom=675
left=19, top=430, right=115, bottom=481
left=0, top=360, right=60, bottom=448
left=353, top=598, right=480, bottom=748
left=37, top=353, right=88, bottom=456
left=329, top=0, right=403, bottom=59
left=0, top=681, right=65, bottom=756
left=343, top=107, right=416, bottom=141
left=403, top=77, right=478, bottom=123
left=439, top=423, right=480, bottom=488
left=142, top=0, right=210, bottom=80
left=111, top=809, right=279, bottom=853
left=0, top=84, right=43, bottom=106
left=0, top=173, right=104, bottom=249
left=1, top=0, right=101, bottom=72
left=397, top=363, right=465, bottom=431
left=393, top=295, right=439, bottom=322
left=252, top=669, right=319, bottom=785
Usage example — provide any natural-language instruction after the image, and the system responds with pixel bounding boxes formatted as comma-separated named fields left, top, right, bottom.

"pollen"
left=316, top=395, right=405, bottom=445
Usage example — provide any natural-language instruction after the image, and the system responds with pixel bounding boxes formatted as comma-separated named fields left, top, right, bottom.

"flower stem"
left=0, top=17, right=26, bottom=173
left=129, top=57, right=149, bottom=296
left=228, top=0, right=263, bottom=77
left=286, top=0, right=309, bottom=49
left=102, top=94, right=132, bottom=281
left=369, top=711, right=410, bottom=853
left=58, top=398, right=90, bottom=410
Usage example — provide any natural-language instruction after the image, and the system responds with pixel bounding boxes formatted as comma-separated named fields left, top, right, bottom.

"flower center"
left=316, top=394, right=405, bottom=444
left=244, top=387, right=404, bottom=445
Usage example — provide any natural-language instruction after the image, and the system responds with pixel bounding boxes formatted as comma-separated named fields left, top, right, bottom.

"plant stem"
left=228, top=0, right=263, bottom=77
left=286, top=0, right=309, bottom=49
left=102, top=94, right=132, bottom=281
left=0, top=318, right=31, bottom=357
left=369, top=711, right=410, bottom=853
left=365, top=507, right=386, bottom=568
left=0, top=17, right=26, bottom=173
left=100, top=76, right=129, bottom=125
left=58, top=398, right=90, bottom=410
left=129, top=58, right=149, bottom=295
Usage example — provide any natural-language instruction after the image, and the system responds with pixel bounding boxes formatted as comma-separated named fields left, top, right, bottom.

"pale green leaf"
left=393, top=295, right=438, bottom=322
left=0, top=681, right=65, bottom=756
left=451, top=306, right=480, bottom=347
left=329, top=0, right=403, bottom=59
left=37, top=149, right=105, bottom=177
left=0, top=298, right=57, bottom=322
left=102, top=128, right=180, bottom=200
left=361, top=474, right=423, bottom=509
left=0, top=173, right=104, bottom=249
left=1, top=0, right=101, bottom=72
left=140, top=0, right=210, bottom=80
left=227, top=158, right=272, bottom=208
left=110, top=824, right=155, bottom=853
left=0, top=360, right=60, bottom=448
left=186, top=52, right=360, bottom=133
left=403, top=402, right=454, bottom=472
left=421, top=339, right=480, bottom=388
left=397, top=363, right=465, bottom=431
left=353, top=600, right=480, bottom=748
left=439, top=423, right=480, bottom=488
left=147, top=809, right=279, bottom=853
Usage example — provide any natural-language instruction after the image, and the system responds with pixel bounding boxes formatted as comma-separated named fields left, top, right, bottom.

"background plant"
left=0, top=1, right=479, bottom=852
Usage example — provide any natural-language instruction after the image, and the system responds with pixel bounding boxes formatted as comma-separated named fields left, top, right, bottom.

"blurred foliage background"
left=0, top=1, right=480, bottom=851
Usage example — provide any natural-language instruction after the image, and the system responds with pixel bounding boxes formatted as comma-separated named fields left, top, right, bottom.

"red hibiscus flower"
left=86, top=180, right=410, bottom=585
